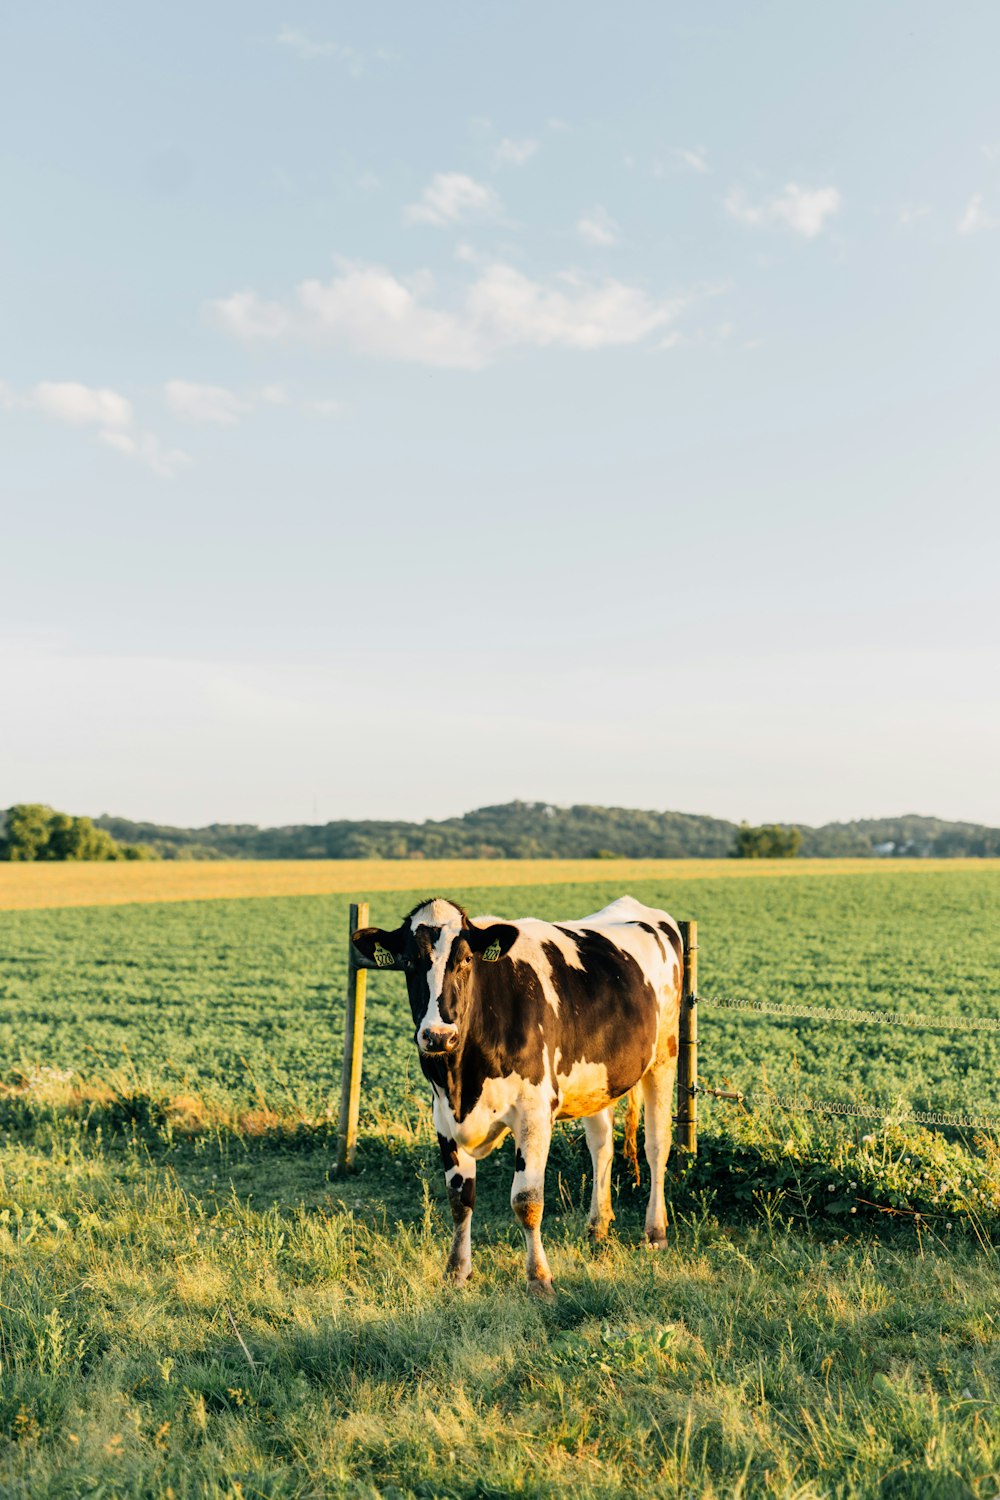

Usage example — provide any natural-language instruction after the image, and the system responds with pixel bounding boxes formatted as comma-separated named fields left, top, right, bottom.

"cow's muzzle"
left=419, top=1024, right=459, bottom=1056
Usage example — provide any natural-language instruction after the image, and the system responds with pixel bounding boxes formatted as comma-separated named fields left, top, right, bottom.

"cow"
left=352, top=894, right=683, bottom=1294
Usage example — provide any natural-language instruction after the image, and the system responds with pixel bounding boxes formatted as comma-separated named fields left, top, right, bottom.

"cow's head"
left=352, top=898, right=518, bottom=1057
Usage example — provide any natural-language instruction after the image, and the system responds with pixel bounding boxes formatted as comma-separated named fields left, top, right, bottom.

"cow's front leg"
left=511, top=1108, right=554, bottom=1294
left=436, top=1127, right=476, bottom=1284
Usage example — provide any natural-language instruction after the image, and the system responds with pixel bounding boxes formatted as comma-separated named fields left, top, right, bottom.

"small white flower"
left=828, top=1184, right=835, bottom=1192
left=849, top=1182, right=857, bottom=1189
left=850, top=1207, right=857, bottom=1214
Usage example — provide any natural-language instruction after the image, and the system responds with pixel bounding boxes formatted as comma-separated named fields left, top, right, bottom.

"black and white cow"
left=352, top=895, right=682, bottom=1293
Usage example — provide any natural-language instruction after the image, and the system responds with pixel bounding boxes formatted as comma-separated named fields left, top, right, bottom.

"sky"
left=2, top=3, right=999, bottom=829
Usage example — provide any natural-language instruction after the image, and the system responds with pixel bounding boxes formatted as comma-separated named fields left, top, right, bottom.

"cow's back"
left=470, top=896, right=681, bottom=1115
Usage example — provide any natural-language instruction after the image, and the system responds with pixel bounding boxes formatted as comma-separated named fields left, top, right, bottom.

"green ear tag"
left=481, top=939, right=502, bottom=963
left=373, top=941, right=396, bottom=969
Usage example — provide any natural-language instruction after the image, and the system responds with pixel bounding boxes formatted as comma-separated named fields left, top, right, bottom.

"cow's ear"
left=352, top=925, right=408, bottom=970
left=467, top=922, right=518, bottom=962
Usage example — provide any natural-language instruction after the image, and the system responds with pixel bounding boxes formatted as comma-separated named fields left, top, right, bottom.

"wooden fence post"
left=336, top=900, right=369, bottom=1174
left=676, top=919, right=698, bottom=1155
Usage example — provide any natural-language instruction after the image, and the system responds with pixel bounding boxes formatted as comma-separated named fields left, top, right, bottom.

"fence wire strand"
left=697, top=993, right=1000, bottom=1033
left=696, top=1084, right=1000, bottom=1133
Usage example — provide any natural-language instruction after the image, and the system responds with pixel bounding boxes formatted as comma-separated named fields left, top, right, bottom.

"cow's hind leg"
left=436, top=1128, right=476, bottom=1284
left=641, top=1062, right=676, bottom=1248
left=583, top=1107, right=615, bottom=1241
left=511, top=1108, right=554, bottom=1294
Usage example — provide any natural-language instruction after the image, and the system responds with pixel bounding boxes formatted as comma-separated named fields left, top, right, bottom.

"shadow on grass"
left=3, top=1076, right=998, bottom=1247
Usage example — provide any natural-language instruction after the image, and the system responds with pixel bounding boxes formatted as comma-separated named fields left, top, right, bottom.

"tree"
left=0, top=804, right=159, bottom=862
left=0, top=804, right=57, bottom=861
left=731, top=822, right=802, bottom=859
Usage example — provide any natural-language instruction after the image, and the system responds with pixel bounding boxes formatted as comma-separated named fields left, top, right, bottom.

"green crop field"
left=1, top=869, right=999, bottom=1497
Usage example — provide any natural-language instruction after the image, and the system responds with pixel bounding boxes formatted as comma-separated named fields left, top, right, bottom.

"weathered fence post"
left=336, top=900, right=369, bottom=1174
left=676, top=919, right=698, bottom=1155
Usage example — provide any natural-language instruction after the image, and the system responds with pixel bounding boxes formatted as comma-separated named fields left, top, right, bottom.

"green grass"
left=1, top=871, right=999, bottom=1496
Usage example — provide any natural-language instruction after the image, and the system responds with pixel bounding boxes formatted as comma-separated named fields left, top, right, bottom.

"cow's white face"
left=409, top=900, right=468, bottom=1055
left=351, top=898, right=519, bottom=1057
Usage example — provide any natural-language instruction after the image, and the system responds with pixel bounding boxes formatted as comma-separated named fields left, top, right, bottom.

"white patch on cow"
left=409, top=898, right=465, bottom=930
left=409, top=900, right=466, bottom=1039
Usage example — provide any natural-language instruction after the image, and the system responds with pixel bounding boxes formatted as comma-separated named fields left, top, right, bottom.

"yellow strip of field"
left=1, top=857, right=998, bottom=911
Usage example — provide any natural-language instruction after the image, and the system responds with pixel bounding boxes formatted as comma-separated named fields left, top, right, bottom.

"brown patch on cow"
left=512, top=1190, right=543, bottom=1229
left=667, top=1035, right=678, bottom=1058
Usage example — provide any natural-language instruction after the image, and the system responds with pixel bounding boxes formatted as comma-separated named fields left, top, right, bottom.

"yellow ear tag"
left=481, top=939, right=502, bottom=962
left=373, top=941, right=396, bottom=968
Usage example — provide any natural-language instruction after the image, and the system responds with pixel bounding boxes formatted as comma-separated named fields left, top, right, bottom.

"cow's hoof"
left=588, top=1220, right=611, bottom=1243
left=526, top=1276, right=556, bottom=1298
left=645, top=1231, right=668, bottom=1251
left=446, top=1263, right=473, bottom=1285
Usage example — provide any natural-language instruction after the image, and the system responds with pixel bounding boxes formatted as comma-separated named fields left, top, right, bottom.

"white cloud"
left=725, top=182, right=841, bottom=238
left=259, top=384, right=289, bottom=404
left=957, top=193, right=997, bottom=234
left=1, top=379, right=187, bottom=476
left=898, top=202, right=930, bottom=225
left=276, top=26, right=361, bottom=74
left=673, top=146, right=710, bottom=174
left=576, top=206, right=621, bottom=247
left=306, top=397, right=346, bottom=416
left=210, top=257, right=687, bottom=368
left=982, top=142, right=1000, bottom=162
left=32, top=381, right=132, bottom=429
left=404, top=172, right=502, bottom=227
left=209, top=290, right=290, bottom=339
left=494, top=137, right=538, bottom=168
left=165, top=379, right=250, bottom=425
left=99, top=429, right=189, bottom=478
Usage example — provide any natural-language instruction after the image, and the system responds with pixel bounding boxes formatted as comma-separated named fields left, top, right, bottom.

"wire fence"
left=692, top=991, right=1000, bottom=1134
left=697, top=993, right=1000, bottom=1033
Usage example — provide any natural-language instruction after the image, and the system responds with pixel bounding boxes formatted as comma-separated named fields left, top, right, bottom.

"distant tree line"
left=0, top=805, right=158, bottom=862
left=84, top=801, right=1000, bottom=861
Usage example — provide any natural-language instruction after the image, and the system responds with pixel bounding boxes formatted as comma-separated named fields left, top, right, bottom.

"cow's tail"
left=623, top=1085, right=642, bottom=1185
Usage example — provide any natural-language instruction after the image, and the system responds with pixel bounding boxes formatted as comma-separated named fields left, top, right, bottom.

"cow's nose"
left=420, top=1025, right=459, bottom=1055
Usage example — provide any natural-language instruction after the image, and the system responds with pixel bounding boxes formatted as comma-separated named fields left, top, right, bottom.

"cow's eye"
left=459, top=953, right=473, bottom=968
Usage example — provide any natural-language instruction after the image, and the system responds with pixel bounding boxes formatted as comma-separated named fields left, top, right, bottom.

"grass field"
left=1, top=864, right=998, bottom=1496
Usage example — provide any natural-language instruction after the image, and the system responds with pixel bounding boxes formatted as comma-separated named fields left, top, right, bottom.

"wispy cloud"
left=725, top=182, right=841, bottom=238
left=898, top=202, right=931, bottom=226
left=33, top=380, right=133, bottom=429
left=576, top=206, right=621, bottom=247
left=957, top=193, right=997, bottom=235
left=165, top=380, right=250, bottom=425
left=210, top=258, right=689, bottom=369
left=3, top=379, right=187, bottom=476
left=494, top=137, right=538, bottom=168
left=673, top=146, right=710, bottom=174
left=306, top=397, right=347, bottom=417
left=403, top=172, right=502, bottom=227
left=276, top=26, right=362, bottom=74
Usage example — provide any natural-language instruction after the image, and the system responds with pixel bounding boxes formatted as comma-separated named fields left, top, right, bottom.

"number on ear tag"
left=481, top=938, right=502, bottom=962
left=373, top=941, right=396, bottom=968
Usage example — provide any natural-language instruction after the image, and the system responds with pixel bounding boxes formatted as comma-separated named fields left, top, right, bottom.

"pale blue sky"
left=2, top=4, right=999, bottom=828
